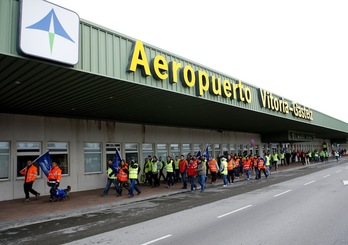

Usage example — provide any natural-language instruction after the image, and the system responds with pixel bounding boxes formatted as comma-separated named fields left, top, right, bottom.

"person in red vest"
left=179, top=155, right=188, bottom=189
left=20, top=160, right=40, bottom=202
left=47, top=161, right=62, bottom=201
left=187, top=158, right=197, bottom=191
left=208, top=156, right=219, bottom=184
left=116, top=159, right=129, bottom=196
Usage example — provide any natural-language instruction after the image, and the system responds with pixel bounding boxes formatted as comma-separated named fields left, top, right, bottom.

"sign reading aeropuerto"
left=18, top=0, right=80, bottom=66
left=127, top=40, right=314, bottom=121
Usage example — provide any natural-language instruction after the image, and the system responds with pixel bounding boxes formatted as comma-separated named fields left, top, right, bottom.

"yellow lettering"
left=180, top=65, right=195, bottom=87
left=195, top=70, right=209, bottom=96
left=127, top=40, right=151, bottom=76
left=222, top=80, right=232, bottom=98
left=169, top=61, right=182, bottom=84
left=151, top=55, right=168, bottom=80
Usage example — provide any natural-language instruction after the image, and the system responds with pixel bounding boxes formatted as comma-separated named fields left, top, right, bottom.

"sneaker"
left=137, top=192, right=141, bottom=195
left=129, top=195, right=134, bottom=198
left=25, top=198, right=30, bottom=202
left=223, top=185, right=227, bottom=187
left=36, top=193, right=40, bottom=198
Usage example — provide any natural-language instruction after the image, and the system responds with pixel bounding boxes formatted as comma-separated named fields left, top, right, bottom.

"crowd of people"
left=103, top=148, right=346, bottom=197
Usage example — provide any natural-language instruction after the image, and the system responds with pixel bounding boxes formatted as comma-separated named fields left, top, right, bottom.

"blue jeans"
left=245, top=169, right=251, bottom=179
left=129, top=179, right=141, bottom=196
left=198, top=174, right=206, bottom=192
left=104, top=178, right=119, bottom=195
left=222, top=174, right=228, bottom=185
left=181, top=171, right=187, bottom=188
left=189, top=175, right=196, bottom=191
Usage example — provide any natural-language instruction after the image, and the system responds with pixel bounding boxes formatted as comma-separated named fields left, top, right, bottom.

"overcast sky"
left=50, top=0, right=348, bottom=123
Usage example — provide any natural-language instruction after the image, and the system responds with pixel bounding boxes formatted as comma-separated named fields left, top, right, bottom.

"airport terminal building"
left=1, top=0, right=347, bottom=201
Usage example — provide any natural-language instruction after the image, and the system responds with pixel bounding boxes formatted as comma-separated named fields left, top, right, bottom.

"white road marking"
left=304, top=180, right=316, bottom=186
left=273, top=190, right=292, bottom=197
left=343, top=180, right=348, bottom=186
left=217, top=205, right=253, bottom=219
left=323, top=174, right=330, bottom=178
left=141, top=234, right=172, bottom=245
left=336, top=170, right=342, bottom=173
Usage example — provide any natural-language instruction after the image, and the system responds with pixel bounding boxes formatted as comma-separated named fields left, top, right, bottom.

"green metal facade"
left=1, top=0, right=348, bottom=136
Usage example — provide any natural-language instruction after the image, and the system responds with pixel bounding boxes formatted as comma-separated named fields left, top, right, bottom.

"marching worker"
left=196, top=157, right=206, bottom=192
left=165, top=156, right=174, bottom=188
left=220, top=156, right=228, bottom=187
left=243, top=156, right=252, bottom=181
left=128, top=159, right=141, bottom=198
left=174, top=155, right=181, bottom=183
left=144, top=156, right=153, bottom=186
left=227, top=154, right=234, bottom=184
left=103, top=159, right=120, bottom=196
left=151, top=156, right=160, bottom=187
left=187, top=159, right=197, bottom=191
left=257, top=156, right=268, bottom=179
left=179, top=154, right=188, bottom=189
left=208, top=156, right=219, bottom=184
left=116, top=159, right=129, bottom=196
left=20, top=160, right=40, bottom=202
left=47, top=161, right=62, bottom=201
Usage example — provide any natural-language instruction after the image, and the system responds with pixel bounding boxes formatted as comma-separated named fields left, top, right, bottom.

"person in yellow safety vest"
left=128, top=159, right=141, bottom=198
left=324, top=151, right=329, bottom=162
left=208, top=156, right=219, bottom=184
left=280, top=152, right=285, bottom=165
left=272, top=152, right=279, bottom=171
left=220, top=157, right=228, bottom=187
left=144, top=156, right=153, bottom=186
left=174, top=156, right=181, bottom=183
left=151, top=156, right=160, bottom=187
left=165, top=156, right=174, bottom=188
left=103, top=159, right=120, bottom=196
left=227, top=154, right=234, bottom=184
left=265, top=153, right=271, bottom=176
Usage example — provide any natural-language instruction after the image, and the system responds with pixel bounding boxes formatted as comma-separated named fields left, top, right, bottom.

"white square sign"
left=19, top=0, right=80, bottom=65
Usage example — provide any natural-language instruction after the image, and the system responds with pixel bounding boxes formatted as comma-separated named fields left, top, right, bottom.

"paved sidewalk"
left=0, top=159, right=341, bottom=231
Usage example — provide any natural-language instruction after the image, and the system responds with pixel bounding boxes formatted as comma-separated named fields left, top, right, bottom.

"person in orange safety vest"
left=47, top=161, right=62, bottom=201
left=243, top=156, right=252, bottom=180
left=208, top=156, right=219, bottom=183
left=20, top=160, right=40, bottom=202
left=116, top=159, right=129, bottom=196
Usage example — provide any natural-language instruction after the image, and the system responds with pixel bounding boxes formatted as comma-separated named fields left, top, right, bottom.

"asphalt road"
left=1, top=160, right=347, bottom=245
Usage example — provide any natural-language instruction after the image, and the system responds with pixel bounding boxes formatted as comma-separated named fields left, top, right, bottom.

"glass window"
left=230, top=144, right=236, bottom=155
left=193, top=144, right=201, bottom=156
left=47, top=142, right=69, bottom=175
left=17, top=142, right=41, bottom=177
left=206, top=144, right=213, bottom=158
left=182, top=143, right=191, bottom=157
left=222, top=144, right=228, bottom=156
left=214, top=144, right=221, bottom=157
left=84, top=143, right=102, bottom=173
left=106, top=143, right=122, bottom=168
left=125, top=143, right=138, bottom=165
left=0, top=142, right=10, bottom=180
left=170, top=144, right=180, bottom=158
left=156, top=143, right=167, bottom=162
left=141, top=143, right=153, bottom=165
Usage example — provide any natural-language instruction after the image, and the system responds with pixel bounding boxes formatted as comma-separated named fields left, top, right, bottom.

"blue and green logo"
left=26, top=8, right=75, bottom=54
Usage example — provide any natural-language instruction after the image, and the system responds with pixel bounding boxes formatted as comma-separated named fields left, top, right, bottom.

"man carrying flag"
left=20, top=160, right=40, bottom=202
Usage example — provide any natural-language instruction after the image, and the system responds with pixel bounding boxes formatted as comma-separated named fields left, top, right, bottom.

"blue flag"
left=110, top=148, right=121, bottom=174
left=203, top=145, right=209, bottom=160
left=34, top=150, right=51, bottom=177
left=196, top=150, right=201, bottom=158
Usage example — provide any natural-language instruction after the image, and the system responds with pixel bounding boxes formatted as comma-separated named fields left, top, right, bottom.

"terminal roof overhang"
left=1, top=54, right=348, bottom=143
